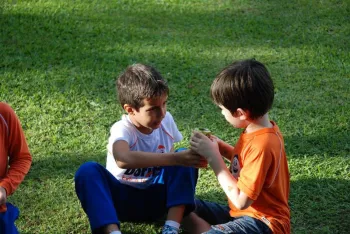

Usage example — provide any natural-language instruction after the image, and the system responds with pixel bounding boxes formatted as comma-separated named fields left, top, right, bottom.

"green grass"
left=1, top=0, right=349, bottom=233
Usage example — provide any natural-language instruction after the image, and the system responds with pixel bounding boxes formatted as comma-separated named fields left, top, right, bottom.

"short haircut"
left=210, top=59, right=274, bottom=119
left=116, top=64, right=169, bottom=109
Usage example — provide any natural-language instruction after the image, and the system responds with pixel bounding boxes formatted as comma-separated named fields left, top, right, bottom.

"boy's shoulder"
left=244, top=123, right=284, bottom=150
left=110, top=115, right=134, bottom=133
left=0, top=102, right=18, bottom=123
left=161, top=111, right=175, bottom=124
left=0, top=102, right=14, bottom=115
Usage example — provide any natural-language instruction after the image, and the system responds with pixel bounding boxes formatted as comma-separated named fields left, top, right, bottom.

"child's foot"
left=161, top=224, right=179, bottom=234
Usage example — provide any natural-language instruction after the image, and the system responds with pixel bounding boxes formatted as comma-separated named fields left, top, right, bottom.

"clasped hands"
left=175, top=131, right=220, bottom=168
left=189, top=131, right=221, bottom=166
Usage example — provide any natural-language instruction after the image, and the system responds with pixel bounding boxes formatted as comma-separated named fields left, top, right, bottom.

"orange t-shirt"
left=0, top=102, right=32, bottom=212
left=229, top=122, right=290, bottom=234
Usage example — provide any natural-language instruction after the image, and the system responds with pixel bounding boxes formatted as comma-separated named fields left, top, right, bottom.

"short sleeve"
left=107, top=118, right=135, bottom=153
left=237, top=144, right=272, bottom=200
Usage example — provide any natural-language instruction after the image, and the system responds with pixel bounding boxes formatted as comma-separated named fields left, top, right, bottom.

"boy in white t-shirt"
left=75, top=64, right=206, bottom=234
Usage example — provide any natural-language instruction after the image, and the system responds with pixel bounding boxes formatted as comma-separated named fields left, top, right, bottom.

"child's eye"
left=147, top=107, right=160, bottom=112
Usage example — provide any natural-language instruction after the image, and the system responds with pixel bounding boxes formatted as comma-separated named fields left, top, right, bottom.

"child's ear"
left=123, top=104, right=135, bottom=115
left=236, top=108, right=249, bottom=120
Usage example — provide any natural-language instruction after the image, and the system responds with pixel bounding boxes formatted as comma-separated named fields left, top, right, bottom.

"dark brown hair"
left=210, top=59, right=274, bottom=119
left=116, top=64, right=169, bottom=110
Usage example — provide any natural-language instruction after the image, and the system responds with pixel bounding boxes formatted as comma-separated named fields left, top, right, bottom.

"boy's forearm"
left=116, top=151, right=178, bottom=168
left=0, top=152, right=32, bottom=196
left=216, top=169, right=240, bottom=205
left=218, top=140, right=235, bottom=161
left=209, top=156, right=249, bottom=210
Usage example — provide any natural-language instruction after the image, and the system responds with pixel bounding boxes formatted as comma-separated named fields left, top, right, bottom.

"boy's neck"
left=244, top=113, right=272, bottom=134
left=128, top=114, right=154, bottom=134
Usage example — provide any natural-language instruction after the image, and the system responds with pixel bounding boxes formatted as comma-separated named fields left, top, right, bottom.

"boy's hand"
left=0, top=186, right=7, bottom=206
left=190, top=131, right=221, bottom=163
left=175, top=149, right=208, bottom=168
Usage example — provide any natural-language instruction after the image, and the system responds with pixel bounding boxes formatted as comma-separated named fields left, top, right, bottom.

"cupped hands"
left=190, top=131, right=221, bottom=163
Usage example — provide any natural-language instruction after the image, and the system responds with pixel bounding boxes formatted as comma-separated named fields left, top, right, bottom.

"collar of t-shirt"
left=124, top=114, right=160, bottom=141
left=241, top=121, right=279, bottom=140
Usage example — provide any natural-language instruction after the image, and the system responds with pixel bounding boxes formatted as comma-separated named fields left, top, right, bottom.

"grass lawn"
left=1, top=0, right=349, bottom=233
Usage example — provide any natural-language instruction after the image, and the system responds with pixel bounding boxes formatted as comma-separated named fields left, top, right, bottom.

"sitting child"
left=0, top=102, right=32, bottom=234
left=75, top=64, right=206, bottom=234
left=184, top=59, right=290, bottom=234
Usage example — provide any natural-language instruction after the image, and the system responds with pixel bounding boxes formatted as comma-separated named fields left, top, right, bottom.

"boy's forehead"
left=144, top=94, right=168, bottom=104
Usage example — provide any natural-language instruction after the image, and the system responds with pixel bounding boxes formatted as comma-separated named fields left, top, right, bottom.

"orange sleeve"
left=237, top=143, right=272, bottom=200
left=0, top=103, right=32, bottom=196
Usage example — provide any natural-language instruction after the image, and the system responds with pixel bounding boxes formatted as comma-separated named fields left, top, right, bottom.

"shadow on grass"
left=1, top=0, right=348, bottom=98
left=2, top=0, right=349, bottom=157
left=290, top=178, right=350, bottom=234
left=284, top=131, right=350, bottom=158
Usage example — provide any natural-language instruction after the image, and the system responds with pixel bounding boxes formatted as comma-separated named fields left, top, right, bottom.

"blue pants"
left=0, top=203, right=19, bottom=234
left=75, top=162, right=198, bottom=232
left=194, top=199, right=272, bottom=234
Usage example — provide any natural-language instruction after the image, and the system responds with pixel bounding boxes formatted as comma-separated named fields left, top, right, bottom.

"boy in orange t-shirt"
left=184, top=59, right=290, bottom=234
left=0, top=102, right=32, bottom=233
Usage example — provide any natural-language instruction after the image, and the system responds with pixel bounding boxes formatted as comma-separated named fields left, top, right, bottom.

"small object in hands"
left=195, top=128, right=211, bottom=168
left=197, top=128, right=212, bottom=138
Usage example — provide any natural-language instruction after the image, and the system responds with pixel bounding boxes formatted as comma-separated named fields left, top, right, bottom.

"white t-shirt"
left=106, top=112, right=183, bottom=189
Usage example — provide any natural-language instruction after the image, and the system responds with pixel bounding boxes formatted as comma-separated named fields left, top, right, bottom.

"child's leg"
left=182, top=199, right=231, bottom=234
left=75, top=162, right=154, bottom=233
left=0, top=203, right=19, bottom=234
left=182, top=212, right=211, bottom=234
left=161, top=205, right=185, bottom=234
left=75, top=162, right=122, bottom=233
left=184, top=199, right=272, bottom=234
left=166, top=205, right=185, bottom=223
left=161, top=166, right=198, bottom=233
left=75, top=162, right=170, bottom=233
left=203, top=216, right=272, bottom=234
left=164, top=166, right=198, bottom=214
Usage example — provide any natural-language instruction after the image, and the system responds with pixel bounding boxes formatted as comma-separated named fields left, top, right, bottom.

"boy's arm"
left=215, top=136, right=235, bottom=161
left=210, top=158, right=254, bottom=210
left=190, top=131, right=253, bottom=210
left=113, top=140, right=206, bottom=168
